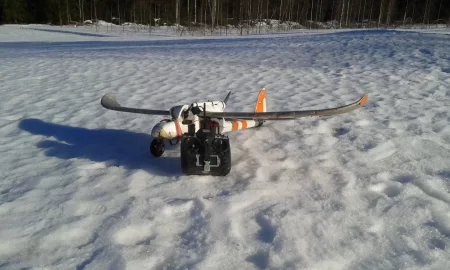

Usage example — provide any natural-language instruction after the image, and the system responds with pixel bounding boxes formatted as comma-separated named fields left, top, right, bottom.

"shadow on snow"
left=18, top=118, right=182, bottom=177
left=0, top=29, right=413, bottom=52
left=27, top=27, right=113, bottom=37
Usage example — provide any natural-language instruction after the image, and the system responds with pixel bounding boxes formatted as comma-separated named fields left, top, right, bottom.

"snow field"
left=1, top=25, right=450, bottom=269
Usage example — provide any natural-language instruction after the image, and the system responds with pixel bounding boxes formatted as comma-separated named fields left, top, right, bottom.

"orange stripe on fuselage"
left=232, top=121, right=239, bottom=131
left=241, top=120, right=247, bottom=129
left=255, top=88, right=266, bottom=113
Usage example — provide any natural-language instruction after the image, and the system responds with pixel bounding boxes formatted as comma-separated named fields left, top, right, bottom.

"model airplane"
left=101, top=89, right=368, bottom=175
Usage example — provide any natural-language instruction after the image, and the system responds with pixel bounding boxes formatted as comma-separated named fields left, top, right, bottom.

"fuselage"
left=151, top=101, right=225, bottom=140
left=190, top=101, right=227, bottom=113
left=151, top=100, right=261, bottom=141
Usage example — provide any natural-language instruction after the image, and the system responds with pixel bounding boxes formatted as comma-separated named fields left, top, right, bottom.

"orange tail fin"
left=255, top=88, right=267, bottom=113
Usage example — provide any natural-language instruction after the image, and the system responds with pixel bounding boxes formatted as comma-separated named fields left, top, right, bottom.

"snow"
left=1, top=24, right=450, bottom=269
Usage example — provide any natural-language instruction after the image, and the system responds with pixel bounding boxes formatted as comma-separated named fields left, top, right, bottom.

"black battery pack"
left=180, top=128, right=231, bottom=176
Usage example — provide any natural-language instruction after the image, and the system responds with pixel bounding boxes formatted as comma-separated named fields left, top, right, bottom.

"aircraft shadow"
left=18, top=118, right=182, bottom=177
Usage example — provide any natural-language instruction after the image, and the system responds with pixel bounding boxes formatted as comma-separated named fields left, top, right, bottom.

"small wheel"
left=150, top=139, right=165, bottom=157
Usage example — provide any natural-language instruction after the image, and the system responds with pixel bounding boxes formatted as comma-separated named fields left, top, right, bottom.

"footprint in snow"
left=332, top=127, right=350, bottom=137
left=393, top=175, right=415, bottom=184
left=428, top=238, right=446, bottom=250
left=113, top=223, right=155, bottom=246
left=419, top=49, right=432, bottom=55
left=255, top=209, right=277, bottom=244
left=369, top=182, right=403, bottom=198
left=367, top=140, right=397, bottom=161
left=246, top=250, right=269, bottom=270
left=74, top=203, right=107, bottom=216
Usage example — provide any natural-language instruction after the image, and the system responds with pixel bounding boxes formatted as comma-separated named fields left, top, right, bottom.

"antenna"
left=203, top=103, right=207, bottom=129
left=223, top=91, right=231, bottom=105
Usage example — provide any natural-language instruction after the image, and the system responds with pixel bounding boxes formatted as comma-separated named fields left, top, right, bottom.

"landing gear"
left=150, top=139, right=165, bottom=157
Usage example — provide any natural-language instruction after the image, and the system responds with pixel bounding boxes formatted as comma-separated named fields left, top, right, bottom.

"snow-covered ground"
left=1, top=25, right=450, bottom=269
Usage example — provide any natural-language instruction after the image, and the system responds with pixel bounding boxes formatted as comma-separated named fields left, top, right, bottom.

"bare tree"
left=403, top=0, right=409, bottom=25
left=340, top=0, right=346, bottom=28
left=437, top=0, right=442, bottom=20
left=176, top=0, right=180, bottom=25
left=211, top=0, right=217, bottom=27
left=386, top=0, right=395, bottom=25
left=79, top=0, right=82, bottom=23
left=345, top=0, right=351, bottom=26
left=66, top=0, right=71, bottom=24
left=378, top=0, right=384, bottom=26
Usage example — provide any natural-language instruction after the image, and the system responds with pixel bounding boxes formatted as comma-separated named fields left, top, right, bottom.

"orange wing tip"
left=358, top=94, right=368, bottom=107
left=255, top=88, right=267, bottom=113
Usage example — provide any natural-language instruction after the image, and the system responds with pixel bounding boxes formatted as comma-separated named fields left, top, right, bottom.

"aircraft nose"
left=151, top=121, right=179, bottom=140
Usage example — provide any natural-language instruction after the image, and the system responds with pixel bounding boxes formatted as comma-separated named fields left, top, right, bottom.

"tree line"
left=1, top=0, right=449, bottom=28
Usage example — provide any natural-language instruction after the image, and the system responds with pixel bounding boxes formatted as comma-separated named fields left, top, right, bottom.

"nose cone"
left=151, top=121, right=178, bottom=139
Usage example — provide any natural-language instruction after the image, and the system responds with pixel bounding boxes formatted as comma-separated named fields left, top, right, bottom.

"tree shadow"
left=28, top=27, right=113, bottom=37
left=18, top=118, right=182, bottom=176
